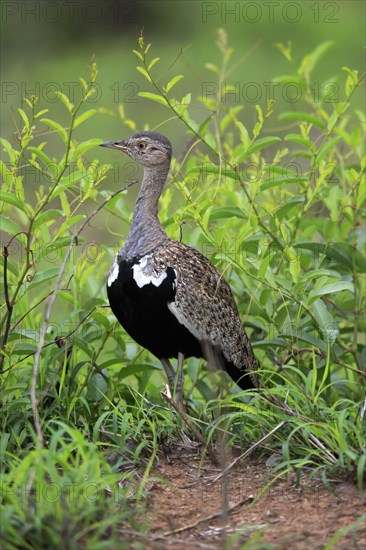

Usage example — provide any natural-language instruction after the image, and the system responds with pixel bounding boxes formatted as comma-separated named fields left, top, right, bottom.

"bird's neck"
left=121, top=163, right=170, bottom=260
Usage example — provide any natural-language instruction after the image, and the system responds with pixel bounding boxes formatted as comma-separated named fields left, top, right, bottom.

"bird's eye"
left=138, top=142, right=146, bottom=150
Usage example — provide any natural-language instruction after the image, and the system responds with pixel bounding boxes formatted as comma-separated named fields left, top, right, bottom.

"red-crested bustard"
left=101, top=131, right=258, bottom=408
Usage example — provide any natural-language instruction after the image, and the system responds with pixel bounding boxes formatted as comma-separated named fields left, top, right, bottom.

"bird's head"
left=100, top=131, right=172, bottom=167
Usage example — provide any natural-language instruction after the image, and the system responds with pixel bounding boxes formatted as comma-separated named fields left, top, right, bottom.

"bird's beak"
left=100, top=141, right=128, bottom=151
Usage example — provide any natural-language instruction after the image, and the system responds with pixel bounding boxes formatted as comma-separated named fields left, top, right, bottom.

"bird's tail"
left=202, top=341, right=258, bottom=390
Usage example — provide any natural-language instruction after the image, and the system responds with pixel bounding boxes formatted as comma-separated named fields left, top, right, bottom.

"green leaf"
left=148, top=57, right=160, bottom=71
left=317, top=136, right=343, bottom=162
left=253, top=338, right=289, bottom=349
left=287, top=245, right=301, bottom=283
left=138, top=91, right=168, bottom=106
left=293, top=242, right=365, bottom=272
left=91, top=312, right=110, bottom=329
left=132, top=49, right=143, bottom=61
left=59, top=190, right=70, bottom=216
left=58, top=215, right=85, bottom=234
left=182, top=112, right=199, bottom=133
left=76, top=138, right=103, bottom=155
left=272, top=75, right=306, bottom=88
left=136, top=66, right=152, bottom=82
left=203, top=131, right=217, bottom=150
left=165, top=75, right=184, bottom=94
left=357, top=455, right=366, bottom=493
left=205, top=63, right=220, bottom=74
left=1, top=216, right=22, bottom=235
left=33, top=237, right=80, bottom=262
left=298, top=41, right=334, bottom=76
left=172, top=92, right=192, bottom=116
left=41, top=118, right=68, bottom=143
left=74, top=109, right=97, bottom=128
left=309, top=281, right=354, bottom=304
left=342, top=67, right=359, bottom=96
left=18, top=108, right=29, bottom=129
left=187, top=165, right=239, bottom=180
left=55, top=170, right=85, bottom=194
left=279, top=330, right=328, bottom=353
left=13, top=343, right=38, bottom=355
left=60, top=170, right=86, bottom=191
left=35, top=108, right=49, bottom=118
left=253, top=105, right=264, bottom=138
left=118, top=363, right=160, bottom=379
left=279, top=112, right=325, bottom=129
left=274, top=41, right=292, bottom=62
left=327, top=110, right=338, bottom=131
left=198, top=116, right=213, bottom=138
left=210, top=207, right=247, bottom=220
left=0, top=138, right=18, bottom=163
left=34, top=210, right=63, bottom=229
left=220, top=106, right=243, bottom=132
left=260, top=175, right=307, bottom=191
left=276, top=197, right=305, bottom=220
left=285, top=133, right=315, bottom=151
left=258, top=254, right=271, bottom=279
left=27, top=267, right=61, bottom=290
left=54, top=91, right=74, bottom=113
left=0, top=160, right=12, bottom=184
left=236, top=137, right=281, bottom=162
left=87, top=372, right=109, bottom=402
left=0, top=191, right=27, bottom=212
left=312, top=299, right=336, bottom=331
left=28, top=146, right=57, bottom=176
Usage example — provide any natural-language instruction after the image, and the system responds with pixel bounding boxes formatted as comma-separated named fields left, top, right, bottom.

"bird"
left=100, top=131, right=258, bottom=409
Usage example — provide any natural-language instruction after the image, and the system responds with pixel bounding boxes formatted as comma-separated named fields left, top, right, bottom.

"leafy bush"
left=0, top=31, right=365, bottom=546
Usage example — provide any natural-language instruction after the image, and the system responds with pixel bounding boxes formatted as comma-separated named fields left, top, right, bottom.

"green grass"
left=1, top=423, right=132, bottom=549
left=1, top=32, right=365, bottom=548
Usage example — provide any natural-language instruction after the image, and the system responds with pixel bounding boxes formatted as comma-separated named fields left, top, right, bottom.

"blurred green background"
left=1, top=0, right=364, bottom=149
left=2, top=0, right=364, bottom=248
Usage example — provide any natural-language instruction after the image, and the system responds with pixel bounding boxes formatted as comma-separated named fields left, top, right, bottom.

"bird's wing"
left=152, top=240, right=258, bottom=377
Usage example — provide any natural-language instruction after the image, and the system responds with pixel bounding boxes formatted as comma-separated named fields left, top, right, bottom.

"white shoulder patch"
left=108, top=256, right=120, bottom=287
left=132, top=255, right=169, bottom=289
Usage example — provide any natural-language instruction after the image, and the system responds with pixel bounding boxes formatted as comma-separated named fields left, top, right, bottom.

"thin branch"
left=161, top=387, right=219, bottom=466
left=11, top=288, right=71, bottom=331
left=30, top=181, right=136, bottom=447
left=263, top=393, right=338, bottom=464
left=120, top=528, right=216, bottom=549
left=333, top=357, right=366, bottom=378
left=155, top=46, right=189, bottom=83
left=162, top=494, right=266, bottom=537
left=361, top=396, right=366, bottom=421
left=140, top=41, right=284, bottom=250
left=0, top=232, right=29, bottom=371
left=3, top=246, right=11, bottom=312
left=0, top=246, right=13, bottom=372
left=210, top=421, right=286, bottom=484
left=0, top=305, right=111, bottom=375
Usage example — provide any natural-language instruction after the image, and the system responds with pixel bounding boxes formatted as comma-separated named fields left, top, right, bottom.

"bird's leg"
left=160, top=358, right=176, bottom=392
left=160, top=356, right=185, bottom=411
left=176, top=352, right=185, bottom=404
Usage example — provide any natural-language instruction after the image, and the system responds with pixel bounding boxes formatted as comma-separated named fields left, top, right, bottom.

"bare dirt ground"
left=127, top=443, right=365, bottom=550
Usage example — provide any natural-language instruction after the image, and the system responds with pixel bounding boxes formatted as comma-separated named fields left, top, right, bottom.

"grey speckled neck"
left=120, top=163, right=170, bottom=261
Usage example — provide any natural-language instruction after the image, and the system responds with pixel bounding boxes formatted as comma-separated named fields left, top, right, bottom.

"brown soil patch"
left=130, top=444, right=365, bottom=549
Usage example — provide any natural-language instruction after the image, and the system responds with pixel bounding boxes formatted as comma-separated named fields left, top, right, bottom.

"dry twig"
left=210, top=420, right=286, bottom=484
left=161, top=387, right=219, bottom=465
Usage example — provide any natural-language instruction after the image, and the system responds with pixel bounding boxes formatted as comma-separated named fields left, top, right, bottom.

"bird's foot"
left=161, top=354, right=186, bottom=412
left=163, top=383, right=185, bottom=413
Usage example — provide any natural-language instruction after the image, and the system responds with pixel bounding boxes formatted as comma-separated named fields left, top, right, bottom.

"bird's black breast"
left=107, top=258, right=202, bottom=360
